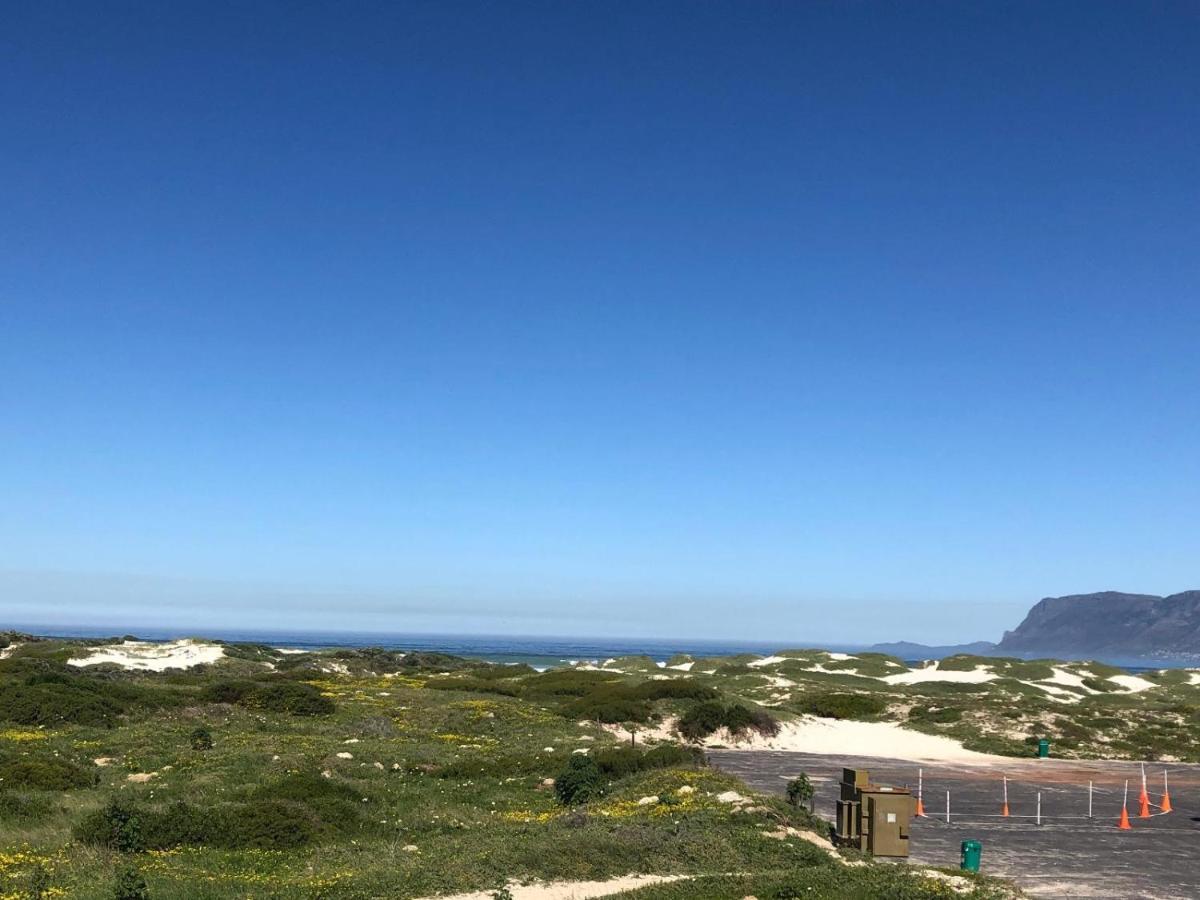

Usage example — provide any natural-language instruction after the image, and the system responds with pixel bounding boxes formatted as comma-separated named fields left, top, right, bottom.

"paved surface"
left=709, top=750, right=1200, bottom=900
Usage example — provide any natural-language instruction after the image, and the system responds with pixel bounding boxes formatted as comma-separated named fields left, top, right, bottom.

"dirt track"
left=710, top=749, right=1200, bottom=900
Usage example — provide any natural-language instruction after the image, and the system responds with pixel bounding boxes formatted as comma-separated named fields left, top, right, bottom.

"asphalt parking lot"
left=710, top=749, right=1200, bottom=899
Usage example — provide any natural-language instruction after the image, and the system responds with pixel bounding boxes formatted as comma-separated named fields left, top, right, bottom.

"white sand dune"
left=881, top=662, right=995, bottom=686
left=615, top=716, right=998, bottom=763
left=413, top=874, right=685, bottom=900
left=1108, top=674, right=1155, bottom=693
left=1045, top=667, right=1090, bottom=689
left=69, top=639, right=225, bottom=671
left=709, top=717, right=998, bottom=762
left=747, top=655, right=786, bottom=668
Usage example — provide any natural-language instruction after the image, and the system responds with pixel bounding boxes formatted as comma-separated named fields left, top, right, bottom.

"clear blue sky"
left=2, top=2, right=1197, bottom=644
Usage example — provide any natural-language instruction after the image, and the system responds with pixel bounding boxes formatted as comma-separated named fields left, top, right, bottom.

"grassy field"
left=0, top=633, right=1041, bottom=899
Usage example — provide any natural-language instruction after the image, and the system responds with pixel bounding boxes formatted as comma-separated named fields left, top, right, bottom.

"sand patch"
left=1045, top=668, right=1090, bottom=690
left=748, top=655, right=786, bottom=668
left=882, top=663, right=995, bottom=686
left=69, top=639, right=225, bottom=671
left=1108, top=674, right=1155, bottom=693
left=705, top=717, right=998, bottom=761
left=413, top=874, right=685, bottom=900
left=614, top=716, right=999, bottom=763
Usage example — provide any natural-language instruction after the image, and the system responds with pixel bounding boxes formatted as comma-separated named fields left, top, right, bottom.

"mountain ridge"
left=998, top=590, right=1200, bottom=660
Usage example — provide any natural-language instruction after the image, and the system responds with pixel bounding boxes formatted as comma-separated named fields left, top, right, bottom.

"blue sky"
left=2, top=2, right=1198, bottom=643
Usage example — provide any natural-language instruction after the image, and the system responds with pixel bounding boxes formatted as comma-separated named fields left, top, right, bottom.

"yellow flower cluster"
left=0, top=729, right=48, bottom=742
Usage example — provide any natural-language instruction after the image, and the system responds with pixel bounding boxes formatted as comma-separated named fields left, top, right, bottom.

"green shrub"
left=0, top=682, right=124, bottom=728
left=562, top=694, right=653, bottom=724
left=676, top=701, right=778, bottom=741
left=786, top=774, right=813, bottom=809
left=189, top=727, right=213, bottom=751
left=464, top=664, right=537, bottom=680
left=201, top=680, right=258, bottom=704
left=628, top=680, right=718, bottom=702
left=76, top=799, right=147, bottom=852
left=676, top=701, right=726, bottom=740
left=908, top=705, right=962, bottom=723
left=425, top=676, right=519, bottom=696
left=255, top=682, right=334, bottom=715
left=0, top=756, right=98, bottom=790
left=795, top=692, right=886, bottom=720
left=28, top=862, right=51, bottom=900
left=554, top=754, right=604, bottom=805
left=519, top=670, right=622, bottom=697
left=0, top=790, right=53, bottom=822
left=590, top=744, right=703, bottom=778
left=220, top=800, right=319, bottom=849
left=203, top=680, right=334, bottom=716
left=112, top=864, right=149, bottom=900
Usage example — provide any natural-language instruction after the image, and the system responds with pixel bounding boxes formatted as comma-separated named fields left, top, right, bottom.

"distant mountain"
left=865, top=640, right=998, bottom=660
left=998, top=590, right=1200, bottom=661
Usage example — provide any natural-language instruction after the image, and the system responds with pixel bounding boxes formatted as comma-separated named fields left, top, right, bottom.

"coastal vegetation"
left=0, top=632, right=1119, bottom=898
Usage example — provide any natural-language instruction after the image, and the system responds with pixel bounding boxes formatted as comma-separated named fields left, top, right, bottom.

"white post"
left=1037, top=791, right=1042, bottom=826
left=1003, top=776, right=1008, bottom=806
left=1124, top=779, right=1129, bottom=811
left=946, top=789, right=951, bottom=824
left=1088, top=780, right=1093, bottom=818
left=918, top=768, right=923, bottom=809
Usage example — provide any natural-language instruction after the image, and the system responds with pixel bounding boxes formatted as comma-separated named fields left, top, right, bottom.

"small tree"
left=189, top=727, right=213, bottom=751
left=623, top=721, right=640, bottom=747
left=786, top=774, right=814, bottom=813
left=113, top=864, right=150, bottom=900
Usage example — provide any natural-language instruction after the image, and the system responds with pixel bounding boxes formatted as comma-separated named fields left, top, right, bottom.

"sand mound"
left=881, top=662, right=995, bottom=686
left=710, top=717, right=997, bottom=762
left=69, top=639, right=225, bottom=671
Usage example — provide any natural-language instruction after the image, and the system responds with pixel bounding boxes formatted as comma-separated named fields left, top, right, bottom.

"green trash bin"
left=1037, top=738, right=1050, bottom=758
left=960, top=839, right=982, bottom=873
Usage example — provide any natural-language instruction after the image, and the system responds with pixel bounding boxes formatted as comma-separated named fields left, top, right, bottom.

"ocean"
left=8, top=624, right=852, bottom=670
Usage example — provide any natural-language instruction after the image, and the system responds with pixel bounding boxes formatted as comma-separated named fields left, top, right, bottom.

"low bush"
left=189, top=726, right=213, bottom=751
left=75, top=795, right=336, bottom=852
left=112, top=864, right=150, bottom=900
left=519, top=670, right=622, bottom=698
left=908, top=705, right=962, bottom=723
left=562, top=694, right=653, bottom=724
left=425, top=676, right=519, bottom=696
left=201, top=680, right=258, bottom=704
left=0, top=681, right=124, bottom=728
left=0, top=790, right=53, bottom=822
left=795, top=692, right=885, bottom=720
left=554, top=754, right=604, bottom=805
left=202, top=679, right=334, bottom=715
left=591, top=744, right=703, bottom=778
left=253, top=682, right=334, bottom=715
left=677, top=702, right=778, bottom=741
left=628, top=680, right=718, bottom=702
left=0, top=756, right=98, bottom=790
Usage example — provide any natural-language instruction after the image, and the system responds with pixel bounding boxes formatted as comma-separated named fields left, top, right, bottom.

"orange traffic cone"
left=1138, top=791, right=1151, bottom=818
left=915, top=795, right=926, bottom=817
left=1161, top=771, right=1173, bottom=814
left=1118, top=804, right=1132, bottom=829
left=1001, top=801, right=1010, bottom=817
left=1001, top=776, right=1010, bottom=817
